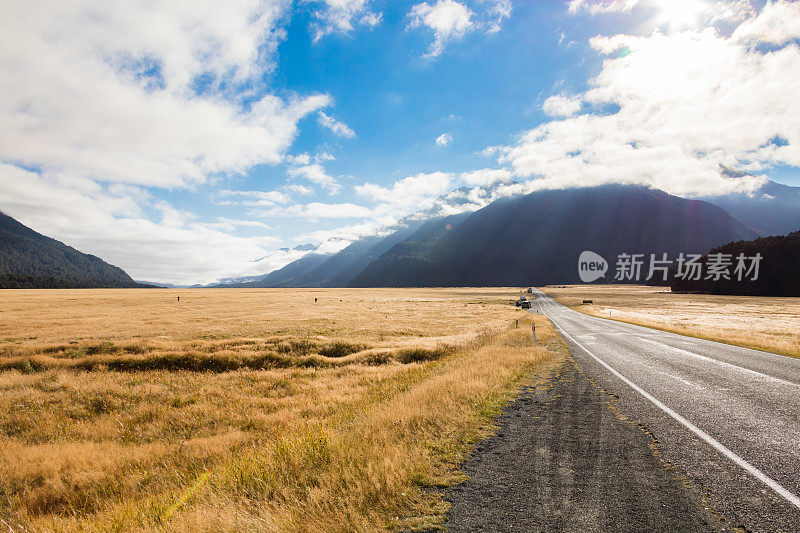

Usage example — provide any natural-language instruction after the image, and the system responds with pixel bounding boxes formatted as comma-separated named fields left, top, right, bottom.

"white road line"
left=546, top=297, right=799, bottom=388
left=538, top=302, right=800, bottom=511
left=636, top=337, right=800, bottom=388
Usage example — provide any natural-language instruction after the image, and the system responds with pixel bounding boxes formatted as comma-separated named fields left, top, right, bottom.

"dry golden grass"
left=542, top=284, right=800, bottom=358
left=0, top=288, right=563, bottom=531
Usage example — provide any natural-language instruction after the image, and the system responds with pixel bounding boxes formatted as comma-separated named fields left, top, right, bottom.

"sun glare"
left=655, top=0, right=708, bottom=29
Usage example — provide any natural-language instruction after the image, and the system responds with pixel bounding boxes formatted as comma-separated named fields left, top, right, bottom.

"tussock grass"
left=544, top=284, right=800, bottom=358
left=0, top=288, right=562, bottom=531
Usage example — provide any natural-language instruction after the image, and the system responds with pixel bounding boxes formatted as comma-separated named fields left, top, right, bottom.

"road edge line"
left=537, top=296, right=800, bottom=512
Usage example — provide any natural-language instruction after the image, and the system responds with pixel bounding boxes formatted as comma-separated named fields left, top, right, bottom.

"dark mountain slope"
left=0, top=211, right=142, bottom=288
left=700, top=176, right=800, bottom=237
left=234, top=212, right=471, bottom=288
left=350, top=185, right=758, bottom=287
left=671, top=230, right=800, bottom=296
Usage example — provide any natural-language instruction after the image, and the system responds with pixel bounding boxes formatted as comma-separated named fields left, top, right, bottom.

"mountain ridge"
left=0, top=211, right=146, bottom=289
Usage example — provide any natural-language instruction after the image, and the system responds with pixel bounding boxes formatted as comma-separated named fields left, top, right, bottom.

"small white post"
left=532, top=323, right=537, bottom=346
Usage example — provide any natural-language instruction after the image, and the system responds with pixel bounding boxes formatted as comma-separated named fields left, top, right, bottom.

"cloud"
left=216, top=189, right=291, bottom=206
left=318, top=111, right=356, bottom=138
left=436, top=133, right=454, bottom=146
left=296, top=220, right=396, bottom=252
left=287, top=163, right=341, bottom=194
left=408, top=0, right=475, bottom=58
left=0, top=164, right=289, bottom=286
left=732, top=0, right=800, bottom=45
left=498, top=3, right=800, bottom=197
left=569, top=0, right=757, bottom=30
left=206, top=218, right=274, bottom=231
left=0, top=0, right=333, bottom=189
left=0, top=1, right=362, bottom=285
left=355, top=171, right=454, bottom=211
left=568, top=0, right=640, bottom=14
left=542, top=94, right=583, bottom=117
left=460, top=168, right=514, bottom=186
left=257, top=202, right=373, bottom=219
left=284, top=183, right=315, bottom=195
left=307, top=0, right=382, bottom=41
left=482, top=0, right=513, bottom=34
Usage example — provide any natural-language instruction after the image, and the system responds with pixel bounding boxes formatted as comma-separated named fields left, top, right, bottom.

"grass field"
left=542, top=284, right=800, bottom=358
left=0, top=288, right=562, bottom=531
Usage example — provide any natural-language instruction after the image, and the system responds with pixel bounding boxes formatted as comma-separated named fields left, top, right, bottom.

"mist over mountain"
left=229, top=184, right=759, bottom=288
left=350, top=185, right=757, bottom=287
left=0, top=211, right=144, bottom=288
left=228, top=215, right=468, bottom=288
left=700, top=170, right=800, bottom=237
left=219, top=180, right=506, bottom=288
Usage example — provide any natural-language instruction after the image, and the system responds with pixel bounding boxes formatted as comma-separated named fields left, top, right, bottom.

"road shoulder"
left=445, top=358, right=729, bottom=532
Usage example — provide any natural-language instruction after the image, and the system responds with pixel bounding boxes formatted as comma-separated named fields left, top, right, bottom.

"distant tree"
left=670, top=231, right=800, bottom=296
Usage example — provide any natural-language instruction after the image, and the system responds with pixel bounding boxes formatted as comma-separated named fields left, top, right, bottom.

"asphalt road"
left=531, top=289, right=800, bottom=532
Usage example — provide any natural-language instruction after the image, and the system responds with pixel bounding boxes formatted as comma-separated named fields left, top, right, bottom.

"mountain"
left=225, top=252, right=331, bottom=288
left=700, top=171, right=800, bottom=237
left=223, top=180, right=510, bottom=288
left=349, top=185, right=759, bottom=287
left=279, top=243, right=318, bottom=252
left=671, top=230, right=800, bottom=296
left=230, top=214, right=466, bottom=288
left=0, top=211, right=144, bottom=288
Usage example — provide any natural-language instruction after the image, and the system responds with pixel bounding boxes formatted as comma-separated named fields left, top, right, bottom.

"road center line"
left=537, top=298, right=800, bottom=511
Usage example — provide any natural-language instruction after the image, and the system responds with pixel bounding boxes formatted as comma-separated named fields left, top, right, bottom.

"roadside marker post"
left=532, top=323, right=536, bottom=346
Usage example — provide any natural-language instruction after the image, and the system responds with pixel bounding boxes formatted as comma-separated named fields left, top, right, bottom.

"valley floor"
left=0, top=288, right=559, bottom=531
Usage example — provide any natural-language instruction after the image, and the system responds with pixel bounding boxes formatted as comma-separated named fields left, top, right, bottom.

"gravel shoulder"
left=445, top=359, right=730, bottom=532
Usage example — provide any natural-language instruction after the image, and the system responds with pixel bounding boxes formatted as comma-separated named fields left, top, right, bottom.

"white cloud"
left=284, top=183, right=315, bottom=195
left=460, top=168, right=514, bottom=186
left=296, top=220, right=396, bottom=253
left=569, top=0, right=756, bottom=29
left=408, top=0, right=475, bottom=58
left=0, top=0, right=332, bottom=189
left=287, top=163, right=342, bottom=194
left=308, top=0, right=382, bottom=42
left=499, top=5, right=800, bottom=196
left=0, top=164, right=289, bottom=286
left=542, top=94, right=583, bottom=117
left=355, top=171, right=454, bottom=211
left=258, top=202, right=373, bottom=219
left=479, top=145, right=501, bottom=157
left=206, top=218, right=274, bottom=231
left=407, top=0, right=512, bottom=58
left=568, top=0, right=640, bottom=14
left=216, top=189, right=291, bottom=206
left=482, top=0, right=513, bottom=34
left=732, top=0, right=800, bottom=45
left=318, top=111, right=356, bottom=138
left=436, top=133, right=454, bottom=146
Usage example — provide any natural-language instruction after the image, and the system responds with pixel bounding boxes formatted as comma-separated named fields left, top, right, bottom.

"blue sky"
left=1, top=0, right=799, bottom=284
